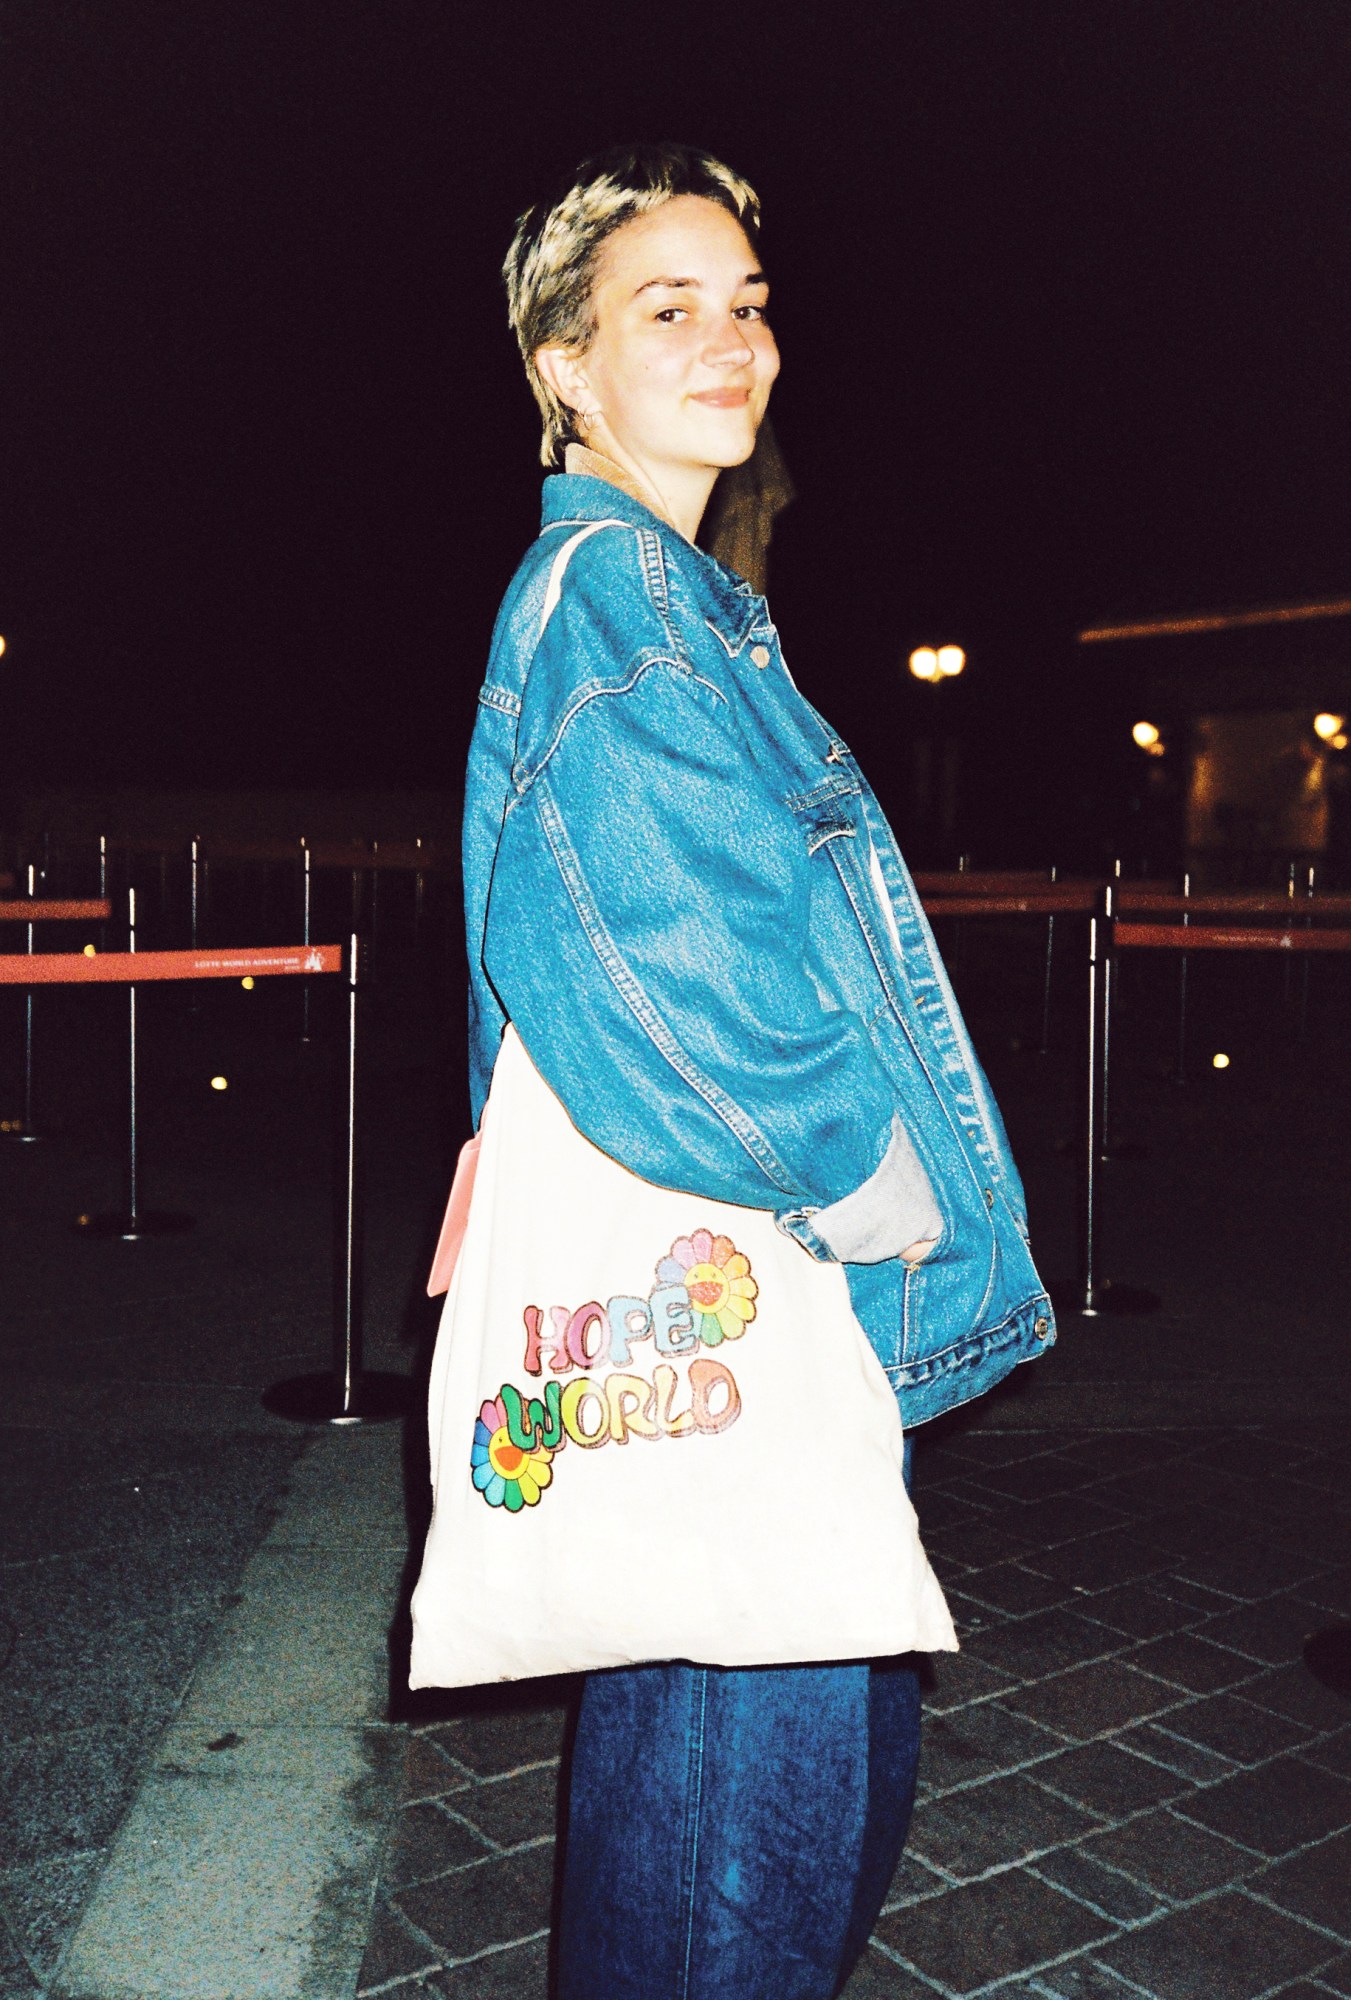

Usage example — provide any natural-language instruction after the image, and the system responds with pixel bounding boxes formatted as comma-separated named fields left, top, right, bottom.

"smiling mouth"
left=691, top=389, right=752, bottom=408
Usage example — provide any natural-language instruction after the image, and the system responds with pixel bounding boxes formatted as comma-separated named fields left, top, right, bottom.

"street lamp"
left=909, top=645, right=965, bottom=681
left=1314, top=712, right=1346, bottom=742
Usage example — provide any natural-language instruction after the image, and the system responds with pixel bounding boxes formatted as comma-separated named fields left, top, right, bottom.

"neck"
left=568, top=437, right=717, bottom=543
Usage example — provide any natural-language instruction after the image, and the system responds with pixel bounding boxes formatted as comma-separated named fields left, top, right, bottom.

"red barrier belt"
left=0, top=899, right=112, bottom=922
left=1114, top=922, right=1351, bottom=954
left=923, top=889, right=1100, bottom=917
left=0, top=944, right=344, bottom=985
left=1117, top=889, right=1351, bottom=917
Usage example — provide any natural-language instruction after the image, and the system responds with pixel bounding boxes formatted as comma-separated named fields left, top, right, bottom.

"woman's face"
left=557, top=194, right=779, bottom=478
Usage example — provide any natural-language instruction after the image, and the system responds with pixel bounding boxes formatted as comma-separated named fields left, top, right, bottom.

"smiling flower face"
left=656, top=1229, right=758, bottom=1346
left=471, top=1394, right=553, bottom=1510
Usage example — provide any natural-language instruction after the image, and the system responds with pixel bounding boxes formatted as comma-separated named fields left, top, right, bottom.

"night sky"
left=5, top=0, right=1347, bottom=860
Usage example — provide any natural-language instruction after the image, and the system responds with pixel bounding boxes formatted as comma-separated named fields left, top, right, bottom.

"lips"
left=691, top=389, right=752, bottom=409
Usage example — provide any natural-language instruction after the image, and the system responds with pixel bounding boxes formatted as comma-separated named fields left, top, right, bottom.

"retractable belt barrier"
left=99, top=831, right=452, bottom=963
left=0, top=888, right=405, bottom=1425
left=1067, top=896, right=1351, bottom=1319
left=0, top=879, right=116, bottom=1143
left=922, top=888, right=1099, bottom=918
left=1115, top=921, right=1351, bottom=953
left=0, top=944, right=342, bottom=984
left=0, top=899, right=112, bottom=924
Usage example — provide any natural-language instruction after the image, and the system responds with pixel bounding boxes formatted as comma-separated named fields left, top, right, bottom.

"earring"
left=581, top=408, right=602, bottom=432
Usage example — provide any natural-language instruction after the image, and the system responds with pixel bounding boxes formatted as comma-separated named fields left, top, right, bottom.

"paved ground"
left=2, top=862, right=1348, bottom=1997
left=356, top=1419, right=1351, bottom=2000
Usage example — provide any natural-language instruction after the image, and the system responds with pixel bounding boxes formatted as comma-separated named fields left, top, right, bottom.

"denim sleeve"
left=482, top=661, right=941, bottom=1263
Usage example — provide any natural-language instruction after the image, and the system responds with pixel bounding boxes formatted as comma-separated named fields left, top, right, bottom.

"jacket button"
left=984, top=1188, right=994, bottom=1208
left=750, top=644, right=771, bottom=668
left=1034, top=1316, right=1051, bottom=1339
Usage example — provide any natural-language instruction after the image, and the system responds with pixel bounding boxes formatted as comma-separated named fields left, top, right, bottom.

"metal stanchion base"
left=73, top=1211, right=195, bottom=1240
left=1, top=1127, right=41, bottom=1143
left=262, top=1370, right=412, bottom=1426
left=1049, top=1277, right=1162, bottom=1318
left=1303, top=1628, right=1351, bottom=1698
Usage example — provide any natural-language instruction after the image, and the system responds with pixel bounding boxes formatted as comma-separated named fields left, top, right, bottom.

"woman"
left=466, top=143, right=1053, bottom=2000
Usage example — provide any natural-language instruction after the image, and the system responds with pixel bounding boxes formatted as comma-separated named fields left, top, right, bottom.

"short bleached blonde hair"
left=504, top=143, right=762, bottom=467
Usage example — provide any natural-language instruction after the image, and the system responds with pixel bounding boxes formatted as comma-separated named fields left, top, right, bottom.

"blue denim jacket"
left=463, top=462, right=1055, bottom=1425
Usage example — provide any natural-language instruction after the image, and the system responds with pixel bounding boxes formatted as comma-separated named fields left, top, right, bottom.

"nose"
left=705, top=314, right=756, bottom=369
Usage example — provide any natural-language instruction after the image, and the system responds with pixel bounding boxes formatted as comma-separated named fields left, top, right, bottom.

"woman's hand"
left=901, top=1238, right=939, bottom=1268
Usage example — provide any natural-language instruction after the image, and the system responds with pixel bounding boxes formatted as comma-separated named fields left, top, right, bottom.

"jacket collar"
left=542, top=446, right=765, bottom=654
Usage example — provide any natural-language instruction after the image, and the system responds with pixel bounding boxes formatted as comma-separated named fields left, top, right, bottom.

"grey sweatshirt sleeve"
left=807, top=1114, right=944, bottom=1264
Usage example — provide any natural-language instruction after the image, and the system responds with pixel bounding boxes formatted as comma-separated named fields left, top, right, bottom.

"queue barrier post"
left=1099, top=881, right=1115, bottom=1160
left=1050, top=900, right=1160, bottom=1319
left=1080, top=914, right=1101, bottom=1315
left=263, top=932, right=410, bottom=1425
left=1096, top=875, right=1148, bottom=1164
left=1299, top=865, right=1315, bottom=1036
left=1176, top=871, right=1191, bottom=1083
left=74, top=889, right=194, bottom=1241
left=188, top=837, right=203, bottom=1014
left=1038, top=865, right=1058, bottom=1056
left=4, top=867, right=41, bottom=1143
left=301, top=838, right=313, bottom=1044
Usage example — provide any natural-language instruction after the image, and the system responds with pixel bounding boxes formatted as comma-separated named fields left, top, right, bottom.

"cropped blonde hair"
left=504, top=143, right=762, bottom=467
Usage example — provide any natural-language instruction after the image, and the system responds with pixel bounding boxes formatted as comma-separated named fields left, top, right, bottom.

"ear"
left=535, top=343, right=594, bottom=420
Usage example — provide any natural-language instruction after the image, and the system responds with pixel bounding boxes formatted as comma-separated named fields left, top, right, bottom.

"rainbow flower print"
left=657, top=1229, right=758, bottom=1346
left=471, top=1394, right=553, bottom=1512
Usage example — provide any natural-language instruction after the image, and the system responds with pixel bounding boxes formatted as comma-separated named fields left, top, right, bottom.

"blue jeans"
left=556, top=1652, right=921, bottom=1999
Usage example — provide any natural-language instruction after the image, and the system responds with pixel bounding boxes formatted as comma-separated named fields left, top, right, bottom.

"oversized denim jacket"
left=463, top=464, right=1055, bottom=1426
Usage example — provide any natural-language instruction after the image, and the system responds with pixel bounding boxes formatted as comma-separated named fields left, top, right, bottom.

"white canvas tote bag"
left=409, top=1026, right=956, bottom=1688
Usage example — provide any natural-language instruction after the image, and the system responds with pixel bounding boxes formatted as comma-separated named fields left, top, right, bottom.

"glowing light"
left=1333, top=733, right=1349, bottom=751
left=909, top=647, right=939, bottom=681
left=0, top=636, right=7, bottom=658
left=1314, top=712, right=1346, bottom=741
left=1212, top=1053, right=1230, bottom=1070
left=210, top=1075, right=228, bottom=1091
left=1132, top=721, right=1161, bottom=748
left=936, top=645, right=966, bottom=677
left=83, top=943, right=96, bottom=957
left=241, top=976, right=255, bottom=990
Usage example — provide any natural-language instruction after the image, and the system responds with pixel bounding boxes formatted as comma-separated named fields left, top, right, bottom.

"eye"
left=654, top=307, right=688, bottom=324
left=733, top=303, right=770, bottom=322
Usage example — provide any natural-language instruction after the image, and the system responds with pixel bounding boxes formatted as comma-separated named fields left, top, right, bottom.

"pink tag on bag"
left=426, top=1133, right=482, bottom=1296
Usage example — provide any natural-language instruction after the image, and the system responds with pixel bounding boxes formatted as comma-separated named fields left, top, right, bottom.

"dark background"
left=4, top=0, right=1347, bottom=861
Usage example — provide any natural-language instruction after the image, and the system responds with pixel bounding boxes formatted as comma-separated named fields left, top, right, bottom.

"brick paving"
left=358, top=1421, right=1350, bottom=1999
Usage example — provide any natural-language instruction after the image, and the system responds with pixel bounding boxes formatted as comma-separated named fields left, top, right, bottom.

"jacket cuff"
left=777, top=1115, right=943, bottom=1266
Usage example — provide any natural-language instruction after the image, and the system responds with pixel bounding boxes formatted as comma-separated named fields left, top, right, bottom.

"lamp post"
left=907, top=646, right=966, bottom=853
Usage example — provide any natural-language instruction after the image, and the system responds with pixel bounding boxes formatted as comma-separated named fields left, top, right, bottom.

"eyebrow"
left=632, top=270, right=768, bottom=297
